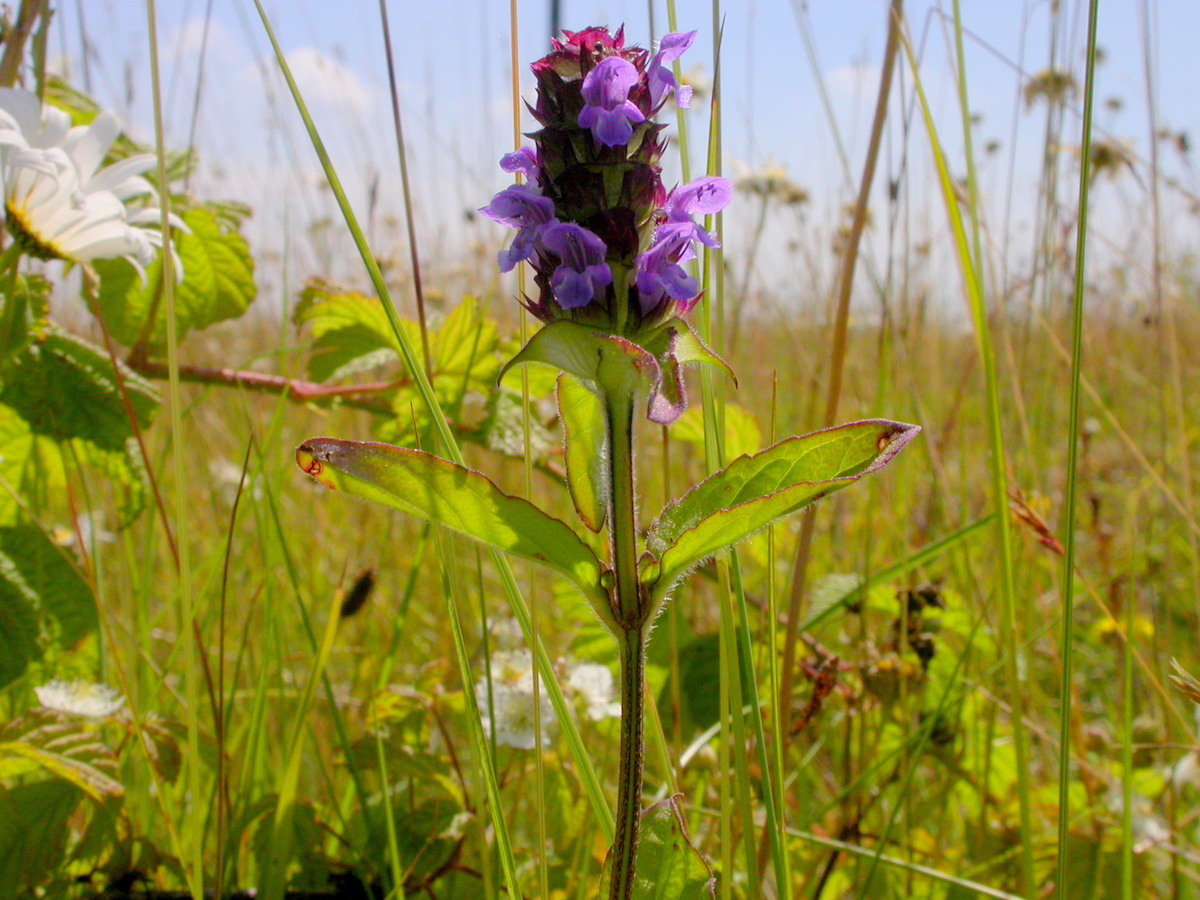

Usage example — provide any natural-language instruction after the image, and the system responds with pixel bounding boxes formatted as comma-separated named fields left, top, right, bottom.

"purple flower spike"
left=542, top=222, right=613, bottom=309
left=648, top=31, right=697, bottom=108
left=578, top=57, right=646, bottom=147
left=480, top=183, right=557, bottom=272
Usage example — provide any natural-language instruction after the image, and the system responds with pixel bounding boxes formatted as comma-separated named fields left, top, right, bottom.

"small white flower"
left=35, top=679, right=124, bottom=718
left=568, top=663, right=621, bottom=721
left=0, top=88, right=183, bottom=277
left=474, top=650, right=556, bottom=750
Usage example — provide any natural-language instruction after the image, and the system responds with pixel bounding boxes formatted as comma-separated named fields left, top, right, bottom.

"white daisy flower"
left=0, top=88, right=182, bottom=277
left=474, top=650, right=556, bottom=750
left=35, top=679, right=125, bottom=718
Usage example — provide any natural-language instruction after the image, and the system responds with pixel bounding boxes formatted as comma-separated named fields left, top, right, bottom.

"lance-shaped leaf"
left=557, top=373, right=609, bottom=533
left=643, top=420, right=919, bottom=605
left=296, top=438, right=613, bottom=623
left=599, top=796, right=715, bottom=900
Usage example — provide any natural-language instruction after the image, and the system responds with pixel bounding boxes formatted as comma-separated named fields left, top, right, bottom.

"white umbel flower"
left=474, top=650, right=556, bottom=750
left=568, top=663, right=621, bottom=720
left=35, top=679, right=125, bottom=718
left=0, top=88, right=180, bottom=276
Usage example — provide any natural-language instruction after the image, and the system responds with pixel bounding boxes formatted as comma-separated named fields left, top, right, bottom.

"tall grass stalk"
left=1054, top=0, right=1100, bottom=892
left=377, top=0, right=431, bottom=376
left=905, top=6, right=1035, bottom=892
left=144, top=2, right=202, bottom=896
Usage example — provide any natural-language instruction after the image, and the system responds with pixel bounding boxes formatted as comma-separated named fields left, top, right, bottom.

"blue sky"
left=60, top=1, right=1200, bottom=310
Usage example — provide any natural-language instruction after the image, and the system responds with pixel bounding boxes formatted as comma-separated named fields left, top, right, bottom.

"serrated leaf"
left=644, top=420, right=919, bottom=605
left=296, top=438, right=612, bottom=618
left=0, top=779, right=82, bottom=900
left=93, top=205, right=255, bottom=349
left=433, top=296, right=499, bottom=385
left=599, top=796, right=715, bottom=900
left=0, top=525, right=95, bottom=646
left=295, top=279, right=402, bottom=383
left=558, top=374, right=609, bottom=533
left=0, top=333, right=158, bottom=452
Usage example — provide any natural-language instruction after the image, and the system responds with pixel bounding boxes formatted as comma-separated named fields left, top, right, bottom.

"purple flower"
left=648, top=31, right=697, bottom=108
left=541, top=222, right=613, bottom=309
left=661, top=176, right=732, bottom=249
left=480, top=183, right=557, bottom=272
left=577, top=57, right=646, bottom=147
left=500, top=148, right=540, bottom=186
left=635, top=225, right=700, bottom=314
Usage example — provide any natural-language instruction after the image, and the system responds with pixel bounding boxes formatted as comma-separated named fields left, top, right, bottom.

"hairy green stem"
left=606, top=386, right=645, bottom=900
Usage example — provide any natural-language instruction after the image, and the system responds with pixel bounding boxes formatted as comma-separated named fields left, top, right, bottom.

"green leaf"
left=599, top=796, right=715, bottom=900
left=500, top=320, right=656, bottom=394
left=0, top=779, right=82, bottom=900
left=644, top=420, right=919, bottom=605
left=294, top=277, right=402, bottom=382
left=296, top=438, right=613, bottom=621
left=557, top=373, right=609, bottom=533
left=433, top=296, right=500, bottom=388
left=0, top=713, right=123, bottom=803
left=0, top=404, right=33, bottom=526
left=0, top=557, right=40, bottom=689
left=0, top=333, right=159, bottom=452
left=93, top=204, right=255, bottom=349
left=0, top=525, right=95, bottom=646
left=0, top=526, right=97, bottom=688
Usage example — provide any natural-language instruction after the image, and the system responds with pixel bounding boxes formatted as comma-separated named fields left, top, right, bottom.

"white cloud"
left=279, top=46, right=375, bottom=116
left=167, top=16, right=239, bottom=61
left=827, top=62, right=881, bottom=104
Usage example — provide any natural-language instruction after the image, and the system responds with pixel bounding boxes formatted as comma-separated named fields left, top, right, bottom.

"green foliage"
left=558, top=373, right=610, bottom=533
left=0, top=779, right=82, bottom=900
left=599, top=797, right=715, bottom=900
left=0, top=332, right=158, bottom=451
left=296, top=438, right=612, bottom=624
left=0, top=526, right=96, bottom=688
left=643, top=420, right=920, bottom=605
left=93, top=205, right=255, bottom=350
left=294, top=277, right=404, bottom=382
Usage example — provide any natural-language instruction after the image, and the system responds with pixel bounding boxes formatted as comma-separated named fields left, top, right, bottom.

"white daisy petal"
left=0, top=89, right=179, bottom=275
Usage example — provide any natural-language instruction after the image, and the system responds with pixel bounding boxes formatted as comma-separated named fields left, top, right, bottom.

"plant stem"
left=605, top=386, right=645, bottom=900
left=612, top=626, right=646, bottom=900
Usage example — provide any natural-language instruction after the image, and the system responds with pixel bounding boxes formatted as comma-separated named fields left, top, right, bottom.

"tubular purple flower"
left=542, top=222, right=613, bottom=309
left=480, top=183, right=557, bottom=272
left=635, top=224, right=699, bottom=314
left=661, top=175, right=732, bottom=249
left=577, top=57, right=645, bottom=147
left=648, top=31, right=697, bottom=108
left=500, top=147, right=540, bottom=185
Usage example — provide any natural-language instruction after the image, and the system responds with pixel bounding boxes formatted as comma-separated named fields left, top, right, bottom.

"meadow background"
left=3, top=0, right=1199, bottom=898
